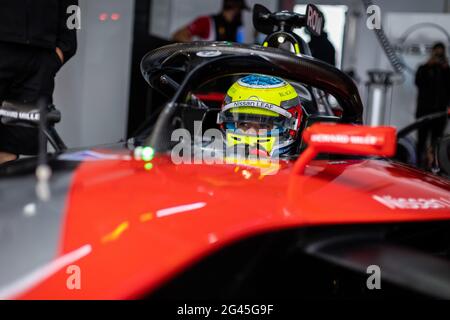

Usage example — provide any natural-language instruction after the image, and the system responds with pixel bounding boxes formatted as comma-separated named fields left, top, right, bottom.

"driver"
left=217, top=74, right=303, bottom=158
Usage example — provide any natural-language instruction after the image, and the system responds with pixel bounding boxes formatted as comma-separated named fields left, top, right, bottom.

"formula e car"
left=0, top=5, right=449, bottom=301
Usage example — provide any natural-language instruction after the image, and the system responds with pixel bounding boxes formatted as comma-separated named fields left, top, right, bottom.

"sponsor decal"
left=196, top=51, right=222, bottom=58
left=222, top=101, right=292, bottom=118
left=306, top=4, right=324, bottom=37
left=0, top=109, right=40, bottom=121
left=310, top=133, right=379, bottom=145
left=373, top=195, right=450, bottom=210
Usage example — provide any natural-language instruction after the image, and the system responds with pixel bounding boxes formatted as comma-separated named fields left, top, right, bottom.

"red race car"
left=0, top=39, right=449, bottom=300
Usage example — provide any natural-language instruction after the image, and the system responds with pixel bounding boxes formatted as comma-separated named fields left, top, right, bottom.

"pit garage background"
left=53, top=0, right=450, bottom=149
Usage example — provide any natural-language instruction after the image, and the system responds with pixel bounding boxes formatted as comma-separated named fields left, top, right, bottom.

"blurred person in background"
left=415, top=42, right=450, bottom=168
left=0, top=0, right=78, bottom=165
left=172, top=0, right=249, bottom=43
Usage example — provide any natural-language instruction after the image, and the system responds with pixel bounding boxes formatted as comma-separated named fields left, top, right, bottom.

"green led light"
left=134, top=146, right=155, bottom=161
left=141, top=147, right=155, bottom=162
left=144, top=162, right=153, bottom=171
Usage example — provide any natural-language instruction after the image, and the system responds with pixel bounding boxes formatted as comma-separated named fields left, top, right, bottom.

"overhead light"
left=99, top=13, right=108, bottom=22
left=111, top=13, right=121, bottom=21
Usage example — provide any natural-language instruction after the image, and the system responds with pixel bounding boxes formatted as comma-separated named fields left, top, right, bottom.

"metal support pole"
left=365, top=70, right=394, bottom=126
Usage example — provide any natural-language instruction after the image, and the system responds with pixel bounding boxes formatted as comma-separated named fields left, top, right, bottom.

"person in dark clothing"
left=172, top=0, right=249, bottom=42
left=0, top=0, right=78, bottom=164
left=308, top=30, right=336, bottom=67
left=415, top=42, right=450, bottom=168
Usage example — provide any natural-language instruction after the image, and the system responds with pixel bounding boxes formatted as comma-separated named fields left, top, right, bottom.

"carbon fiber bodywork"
left=140, top=42, right=362, bottom=123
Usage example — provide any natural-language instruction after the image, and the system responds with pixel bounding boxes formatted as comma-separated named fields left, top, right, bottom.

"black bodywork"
left=138, top=42, right=362, bottom=154
left=151, top=222, right=450, bottom=300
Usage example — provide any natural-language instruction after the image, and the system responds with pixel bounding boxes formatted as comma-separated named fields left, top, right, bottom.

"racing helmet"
left=217, top=74, right=303, bottom=157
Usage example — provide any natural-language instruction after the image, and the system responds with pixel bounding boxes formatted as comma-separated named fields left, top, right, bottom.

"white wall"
left=54, top=0, right=134, bottom=149
left=56, top=0, right=280, bottom=149
left=382, top=13, right=450, bottom=129
left=151, top=0, right=447, bottom=126
left=293, top=0, right=447, bottom=130
left=150, top=0, right=279, bottom=43
left=294, top=0, right=446, bottom=71
left=295, top=0, right=446, bottom=105
left=53, top=0, right=448, bottom=149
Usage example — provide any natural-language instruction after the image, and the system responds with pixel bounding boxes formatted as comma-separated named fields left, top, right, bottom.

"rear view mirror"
left=253, top=4, right=274, bottom=35
left=253, top=3, right=325, bottom=36
left=294, top=123, right=397, bottom=174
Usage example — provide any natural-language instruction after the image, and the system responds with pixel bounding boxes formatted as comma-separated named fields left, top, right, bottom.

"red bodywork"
left=16, top=150, right=450, bottom=299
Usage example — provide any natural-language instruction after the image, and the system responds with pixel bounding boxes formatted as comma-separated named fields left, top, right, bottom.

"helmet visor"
left=217, top=105, right=298, bottom=132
